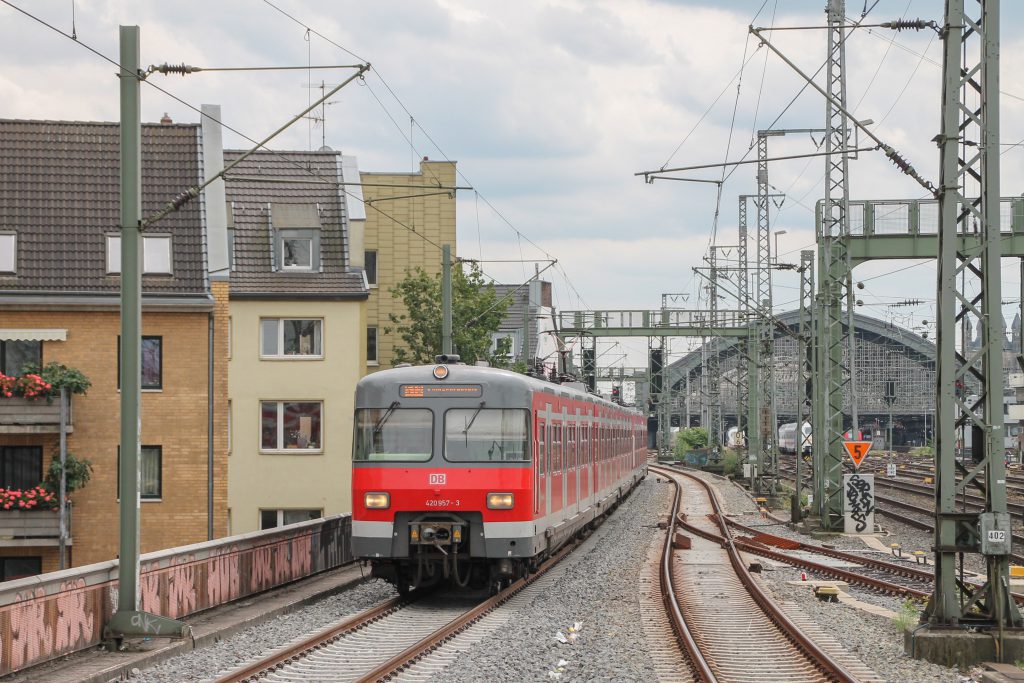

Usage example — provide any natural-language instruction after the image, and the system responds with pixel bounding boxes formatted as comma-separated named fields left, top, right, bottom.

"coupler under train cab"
left=365, top=512, right=529, bottom=593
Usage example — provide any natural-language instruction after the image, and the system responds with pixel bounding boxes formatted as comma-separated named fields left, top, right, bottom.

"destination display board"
left=400, top=384, right=483, bottom=398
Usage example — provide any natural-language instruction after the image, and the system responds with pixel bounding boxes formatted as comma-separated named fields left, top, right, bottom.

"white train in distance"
left=778, top=422, right=813, bottom=455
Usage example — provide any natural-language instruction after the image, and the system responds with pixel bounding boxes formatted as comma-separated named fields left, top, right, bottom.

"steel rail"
left=212, top=593, right=408, bottom=683
left=356, top=540, right=579, bottom=683
left=651, top=465, right=858, bottom=682
left=655, top=468, right=717, bottom=682
left=724, top=517, right=936, bottom=583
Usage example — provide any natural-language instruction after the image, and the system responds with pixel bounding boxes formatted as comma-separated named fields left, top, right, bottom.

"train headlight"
left=487, top=493, right=514, bottom=510
left=364, top=492, right=390, bottom=509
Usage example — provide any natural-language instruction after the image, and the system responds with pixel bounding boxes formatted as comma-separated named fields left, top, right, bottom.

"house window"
left=490, top=332, right=519, bottom=360
left=105, top=235, right=174, bottom=274
left=0, top=340, right=41, bottom=376
left=0, top=446, right=42, bottom=491
left=260, top=319, right=322, bottom=358
left=0, top=233, right=16, bottom=274
left=364, top=250, right=377, bottom=286
left=259, top=509, right=321, bottom=530
left=0, top=557, right=41, bottom=582
left=261, top=401, right=322, bottom=451
left=117, top=336, right=163, bottom=390
left=367, top=327, right=378, bottom=364
left=276, top=229, right=319, bottom=271
left=117, top=446, right=163, bottom=500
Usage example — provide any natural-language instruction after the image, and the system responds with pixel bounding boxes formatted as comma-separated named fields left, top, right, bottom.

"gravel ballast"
left=129, top=467, right=984, bottom=682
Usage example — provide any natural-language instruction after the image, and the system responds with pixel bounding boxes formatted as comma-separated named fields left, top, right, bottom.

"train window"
left=443, top=409, right=530, bottom=462
left=568, top=425, right=576, bottom=468
left=538, top=421, right=546, bottom=475
left=354, top=408, right=433, bottom=462
left=557, top=423, right=565, bottom=473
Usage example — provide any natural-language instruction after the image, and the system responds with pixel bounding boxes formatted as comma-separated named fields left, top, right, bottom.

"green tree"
left=674, top=427, right=708, bottom=458
left=388, top=262, right=511, bottom=365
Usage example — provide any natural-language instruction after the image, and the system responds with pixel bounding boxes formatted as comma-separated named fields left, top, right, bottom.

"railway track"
left=775, top=465, right=1024, bottom=576
left=212, top=542, right=579, bottom=682
left=651, top=464, right=874, bottom=682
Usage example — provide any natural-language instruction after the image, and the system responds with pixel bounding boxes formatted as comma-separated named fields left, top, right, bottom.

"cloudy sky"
left=3, top=0, right=1023, bottom=367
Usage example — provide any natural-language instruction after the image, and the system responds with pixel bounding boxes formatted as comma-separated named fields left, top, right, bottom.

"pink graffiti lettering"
left=291, top=535, right=312, bottom=577
left=53, top=579, right=95, bottom=652
left=250, top=545, right=277, bottom=592
left=207, top=548, right=240, bottom=606
left=8, top=588, right=49, bottom=670
left=165, top=557, right=197, bottom=618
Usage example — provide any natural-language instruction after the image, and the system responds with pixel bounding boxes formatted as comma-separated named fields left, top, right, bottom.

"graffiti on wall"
left=0, top=519, right=348, bottom=676
left=843, top=473, right=875, bottom=534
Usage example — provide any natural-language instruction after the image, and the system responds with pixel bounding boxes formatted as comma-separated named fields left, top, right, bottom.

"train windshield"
left=444, top=408, right=530, bottom=462
left=354, top=408, right=433, bottom=462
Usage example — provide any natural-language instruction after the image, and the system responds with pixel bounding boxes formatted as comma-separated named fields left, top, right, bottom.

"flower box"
left=0, top=509, right=66, bottom=543
left=0, top=397, right=73, bottom=434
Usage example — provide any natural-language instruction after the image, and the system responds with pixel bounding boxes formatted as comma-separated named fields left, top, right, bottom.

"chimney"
left=160, top=112, right=173, bottom=125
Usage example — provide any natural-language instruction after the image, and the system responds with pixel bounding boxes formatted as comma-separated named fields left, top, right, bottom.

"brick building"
left=359, top=158, right=457, bottom=371
left=0, top=119, right=229, bottom=572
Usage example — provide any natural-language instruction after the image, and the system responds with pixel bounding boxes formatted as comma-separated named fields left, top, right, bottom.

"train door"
left=569, top=419, right=577, bottom=509
left=536, top=417, right=545, bottom=517
left=551, top=416, right=563, bottom=515
left=581, top=419, right=591, bottom=502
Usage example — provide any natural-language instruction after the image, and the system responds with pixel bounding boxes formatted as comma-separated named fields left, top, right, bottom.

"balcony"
left=0, top=509, right=69, bottom=547
left=0, top=397, right=73, bottom=435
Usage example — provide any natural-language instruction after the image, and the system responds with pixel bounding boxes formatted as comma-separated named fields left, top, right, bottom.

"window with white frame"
left=490, top=331, right=520, bottom=360
left=260, top=319, right=322, bottom=358
left=259, top=508, right=321, bottom=530
left=106, top=234, right=173, bottom=274
left=260, top=401, right=322, bottom=451
left=0, top=233, right=16, bottom=273
left=276, top=229, right=318, bottom=271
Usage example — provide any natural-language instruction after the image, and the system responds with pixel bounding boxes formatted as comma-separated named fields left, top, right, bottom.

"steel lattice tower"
left=928, top=0, right=1021, bottom=628
left=813, top=0, right=855, bottom=529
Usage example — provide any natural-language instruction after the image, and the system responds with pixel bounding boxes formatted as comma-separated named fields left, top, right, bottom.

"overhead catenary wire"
left=0, top=0, right=468, bottom=260
left=260, top=0, right=582, bottom=303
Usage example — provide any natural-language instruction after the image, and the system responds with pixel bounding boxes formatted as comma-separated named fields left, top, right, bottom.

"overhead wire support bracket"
left=748, top=25, right=938, bottom=197
left=636, top=147, right=878, bottom=180
left=143, top=62, right=371, bottom=227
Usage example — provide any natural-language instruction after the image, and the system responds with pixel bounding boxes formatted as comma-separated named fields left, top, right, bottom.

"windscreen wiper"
left=462, top=401, right=486, bottom=433
left=374, top=401, right=400, bottom=435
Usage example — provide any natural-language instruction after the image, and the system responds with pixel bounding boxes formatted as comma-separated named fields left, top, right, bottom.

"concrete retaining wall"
left=0, top=514, right=351, bottom=675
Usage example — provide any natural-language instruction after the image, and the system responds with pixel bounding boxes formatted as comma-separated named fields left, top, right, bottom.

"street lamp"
left=773, top=230, right=787, bottom=264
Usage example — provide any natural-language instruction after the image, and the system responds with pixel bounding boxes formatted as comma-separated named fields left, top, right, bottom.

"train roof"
left=357, top=363, right=642, bottom=415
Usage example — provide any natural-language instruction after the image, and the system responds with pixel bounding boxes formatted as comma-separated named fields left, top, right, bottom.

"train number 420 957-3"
left=425, top=499, right=460, bottom=507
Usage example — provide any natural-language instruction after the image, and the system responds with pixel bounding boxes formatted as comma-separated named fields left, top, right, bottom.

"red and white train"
left=351, top=357, right=647, bottom=592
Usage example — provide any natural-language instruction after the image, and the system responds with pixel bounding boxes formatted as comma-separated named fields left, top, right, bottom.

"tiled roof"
left=0, top=119, right=207, bottom=297
left=223, top=149, right=368, bottom=299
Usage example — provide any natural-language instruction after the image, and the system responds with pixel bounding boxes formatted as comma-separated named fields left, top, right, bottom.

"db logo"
left=429, top=473, right=447, bottom=485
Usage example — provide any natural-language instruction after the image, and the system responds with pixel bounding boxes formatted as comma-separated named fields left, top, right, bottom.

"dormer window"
left=105, top=234, right=173, bottom=275
left=0, top=233, right=15, bottom=274
left=271, top=203, right=321, bottom=273
left=281, top=231, right=314, bottom=270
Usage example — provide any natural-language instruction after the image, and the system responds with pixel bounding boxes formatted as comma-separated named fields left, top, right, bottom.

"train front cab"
left=352, top=369, right=542, bottom=588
